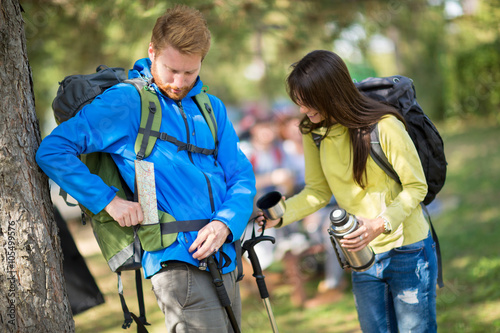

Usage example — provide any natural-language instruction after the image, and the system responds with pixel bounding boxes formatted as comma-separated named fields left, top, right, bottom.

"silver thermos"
left=327, top=207, right=375, bottom=272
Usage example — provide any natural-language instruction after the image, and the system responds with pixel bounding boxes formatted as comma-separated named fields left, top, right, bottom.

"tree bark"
left=0, top=1, right=75, bottom=332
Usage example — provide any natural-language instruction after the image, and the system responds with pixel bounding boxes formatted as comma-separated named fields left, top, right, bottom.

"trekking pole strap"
left=207, top=256, right=231, bottom=307
left=206, top=255, right=241, bottom=333
left=235, top=240, right=244, bottom=282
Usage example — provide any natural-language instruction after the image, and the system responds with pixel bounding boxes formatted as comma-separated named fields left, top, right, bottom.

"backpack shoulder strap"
left=125, top=78, right=162, bottom=160
left=117, top=270, right=150, bottom=332
left=193, top=88, right=219, bottom=161
left=369, top=123, right=400, bottom=184
left=311, top=132, right=322, bottom=149
left=193, top=89, right=218, bottom=145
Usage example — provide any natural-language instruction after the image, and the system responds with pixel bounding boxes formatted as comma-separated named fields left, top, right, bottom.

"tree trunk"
left=0, top=1, right=75, bottom=332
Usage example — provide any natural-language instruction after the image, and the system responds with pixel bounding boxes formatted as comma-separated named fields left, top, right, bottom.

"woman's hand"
left=340, top=216, right=385, bottom=252
left=256, top=211, right=281, bottom=232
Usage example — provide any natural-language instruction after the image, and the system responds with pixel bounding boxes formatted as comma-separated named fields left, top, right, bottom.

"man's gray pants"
left=151, top=261, right=241, bottom=332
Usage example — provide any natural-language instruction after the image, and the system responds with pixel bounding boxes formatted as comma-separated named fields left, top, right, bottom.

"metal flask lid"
left=330, top=208, right=348, bottom=226
left=329, top=208, right=356, bottom=235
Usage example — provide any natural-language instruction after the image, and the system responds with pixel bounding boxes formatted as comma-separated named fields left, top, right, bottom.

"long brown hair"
left=286, top=50, right=405, bottom=188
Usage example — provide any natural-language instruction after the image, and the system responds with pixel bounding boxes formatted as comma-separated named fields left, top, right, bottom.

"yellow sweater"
left=282, top=115, right=429, bottom=254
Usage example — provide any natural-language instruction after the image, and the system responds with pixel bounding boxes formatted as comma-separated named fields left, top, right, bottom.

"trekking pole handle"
left=242, top=235, right=275, bottom=299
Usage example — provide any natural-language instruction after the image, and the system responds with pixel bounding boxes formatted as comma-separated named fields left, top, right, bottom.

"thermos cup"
left=256, top=191, right=286, bottom=220
left=327, top=207, right=375, bottom=272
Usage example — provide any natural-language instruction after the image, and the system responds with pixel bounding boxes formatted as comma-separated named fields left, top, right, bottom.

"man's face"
left=148, top=43, right=202, bottom=100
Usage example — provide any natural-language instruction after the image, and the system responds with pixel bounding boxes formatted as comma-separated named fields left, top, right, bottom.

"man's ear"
left=148, top=43, right=155, bottom=62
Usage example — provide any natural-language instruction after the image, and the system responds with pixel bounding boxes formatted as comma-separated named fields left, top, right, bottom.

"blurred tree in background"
left=21, top=0, right=499, bottom=136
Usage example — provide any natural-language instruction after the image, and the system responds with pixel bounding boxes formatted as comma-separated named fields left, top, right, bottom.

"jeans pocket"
left=392, top=240, right=425, bottom=254
left=388, top=241, right=426, bottom=274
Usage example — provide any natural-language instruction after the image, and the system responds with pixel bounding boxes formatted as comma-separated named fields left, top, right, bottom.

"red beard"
left=150, top=62, right=193, bottom=101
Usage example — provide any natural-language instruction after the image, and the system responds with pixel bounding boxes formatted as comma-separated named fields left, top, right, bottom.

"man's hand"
left=189, top=220, right=230, bottom=260
left=104, top=195, right=144, bottom=227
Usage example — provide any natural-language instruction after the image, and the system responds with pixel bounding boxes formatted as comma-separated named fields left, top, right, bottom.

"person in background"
left=243, top=114, right=295, bottom=197
left=277, top=113, right=346, bottom=307
left=258, top=50, right=437, bottom=332
left=36, top=5, right=255, bottom=332
left=240, top=113, right=294, bottom=272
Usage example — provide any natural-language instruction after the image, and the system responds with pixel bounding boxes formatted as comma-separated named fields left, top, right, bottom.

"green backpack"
left=81, top=79, right=217, bottom=273
left=53, top=66, right=218, bottom=331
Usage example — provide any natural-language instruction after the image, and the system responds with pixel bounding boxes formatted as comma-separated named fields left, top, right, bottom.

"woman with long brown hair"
left=259, top=50, right=437, bottom=332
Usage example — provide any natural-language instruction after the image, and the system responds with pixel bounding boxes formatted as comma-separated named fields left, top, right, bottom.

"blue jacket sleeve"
left=208, top=96, right=256, bottom=242
left=36, top=84, right=140, bottom=214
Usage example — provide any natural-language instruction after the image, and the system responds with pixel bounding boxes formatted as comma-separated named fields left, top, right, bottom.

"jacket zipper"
left=176, top=101, right=216, bottom=214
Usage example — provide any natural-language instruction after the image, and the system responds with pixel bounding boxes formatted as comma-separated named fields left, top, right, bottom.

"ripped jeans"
left=352, top=232, right=437, bottom=333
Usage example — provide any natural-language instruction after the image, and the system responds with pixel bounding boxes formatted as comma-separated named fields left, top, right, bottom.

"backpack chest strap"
left=138, top=127, right=217, bottom=156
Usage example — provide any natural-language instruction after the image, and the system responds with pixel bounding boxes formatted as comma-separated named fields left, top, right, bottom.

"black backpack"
left=354, top=75, right=447, bottom=206
left=355, top=75, right=446, bottom=288
left=53, top=65, right=127, bottom=124
left=311, top=75, right=445, bottom=288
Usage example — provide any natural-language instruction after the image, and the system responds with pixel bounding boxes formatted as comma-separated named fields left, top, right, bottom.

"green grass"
left=432, top=119, right=500, bottom=333
left=72, top=119, right=500, bottom=332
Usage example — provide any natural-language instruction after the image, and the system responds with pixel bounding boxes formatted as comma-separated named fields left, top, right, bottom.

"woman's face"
left=298, top=103, right=325, bottom=123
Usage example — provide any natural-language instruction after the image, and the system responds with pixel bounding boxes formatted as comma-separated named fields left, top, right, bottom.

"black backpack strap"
left=421, top=204, right=444, bottom=288
left=130, top=312, right=149, bottom=333
left=117, top=272, right=150, bottom=332
left=311, top=132, right=322, bottom=149
left=369, top=123, right=401, bottom=184
left=235, top=239, right=244, bottom=282
left=115, top=156, right=150, bottom=332
left=117, top=272, right=133, bottom=329
left=134, top=269, right=150, bottom=332
left=137, top=128, right=217, bottom=156
left=160, top=219, right=210, bottom=234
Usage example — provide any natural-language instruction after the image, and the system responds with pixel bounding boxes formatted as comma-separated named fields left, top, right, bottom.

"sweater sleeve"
left=377, top=116, right=428, bottom=231
left=282, top=132, right=332, bottom=226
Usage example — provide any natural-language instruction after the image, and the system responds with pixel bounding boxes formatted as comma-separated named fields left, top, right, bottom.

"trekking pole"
left=205, top=254, right=241, bottom=333
left=242, top=235, right=279, bottom=333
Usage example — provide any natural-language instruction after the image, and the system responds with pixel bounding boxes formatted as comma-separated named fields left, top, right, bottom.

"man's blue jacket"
left=36, top=58, right=256, bottom=278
